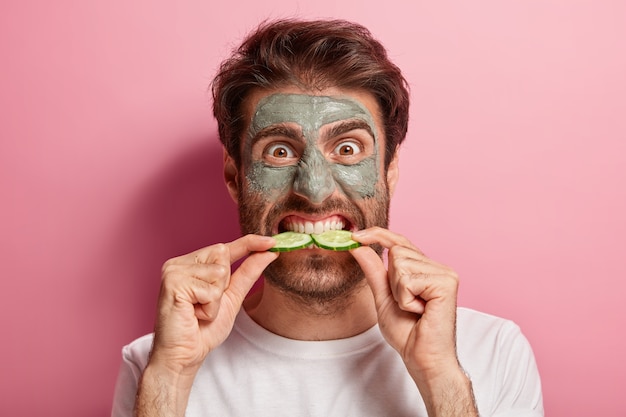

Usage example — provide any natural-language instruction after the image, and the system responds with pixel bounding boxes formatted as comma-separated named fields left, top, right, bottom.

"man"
left=112, top=19, right=543, bottom=417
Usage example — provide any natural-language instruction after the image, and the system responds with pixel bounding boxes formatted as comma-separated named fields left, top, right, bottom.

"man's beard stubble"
left=237, top=187, right=390, bottom=311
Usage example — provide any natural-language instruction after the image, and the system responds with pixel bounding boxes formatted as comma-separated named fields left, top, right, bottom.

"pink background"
left=1, top=1, right=624, bottom=416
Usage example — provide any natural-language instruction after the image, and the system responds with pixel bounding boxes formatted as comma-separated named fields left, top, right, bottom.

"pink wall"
left=1, top=1, right=624, bottom=416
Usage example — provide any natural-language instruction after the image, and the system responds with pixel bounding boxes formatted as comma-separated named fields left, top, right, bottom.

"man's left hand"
left=351, top=226, right=459, bottom=374
left=351, top=227, right=478, bottom=416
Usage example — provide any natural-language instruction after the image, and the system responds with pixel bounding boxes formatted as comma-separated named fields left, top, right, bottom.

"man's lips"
left=277, top=214, right=353, bottom=234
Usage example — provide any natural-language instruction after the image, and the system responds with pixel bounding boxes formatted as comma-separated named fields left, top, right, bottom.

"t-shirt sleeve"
left=110, top=335, right=152, bottom=417
left=489, top=321, right=544, bottom=417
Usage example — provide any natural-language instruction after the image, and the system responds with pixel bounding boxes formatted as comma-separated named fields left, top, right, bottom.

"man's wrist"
left=410, top=364, right=479, bottom=417
left=134, top=363, right=198, bottom=417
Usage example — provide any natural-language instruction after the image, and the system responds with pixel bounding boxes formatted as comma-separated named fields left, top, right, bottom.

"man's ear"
left=386, top=148, right=400, bottom=197
left=223, top=149, right=239, bottom=203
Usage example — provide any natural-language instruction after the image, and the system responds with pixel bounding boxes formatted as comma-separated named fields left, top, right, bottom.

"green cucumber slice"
left=269, top=231, right=313, bottom=252
left=311, top=230, right=361, bottom=251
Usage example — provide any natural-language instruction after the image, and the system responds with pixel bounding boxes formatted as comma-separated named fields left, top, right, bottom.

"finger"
left=388, top=245, right=453, bottom=275
left=193, top=283, right=226, bottom=321
left=162, top=264, right=230, bottom=304
left=387, top=255, right=422, bottom=314
left=193, top=234, right=276, bottom=265
left=189, top=236, right=268, bottom=292
left=226, top=234, right=276, bottom=263
left=391, top=271, right=458, bottom=311
left=162, top=245, right=229, bottom=268
left=163, top=263, right=230, bottom=291
left=227, top=251, right=279, bottom=306
left=395, top=288, right=426, bottom=315
left=204, top=243, right=231, bottom=267
left=350, top=245, right=391, bottom=303
left=352, top=227, right=423, bottom=254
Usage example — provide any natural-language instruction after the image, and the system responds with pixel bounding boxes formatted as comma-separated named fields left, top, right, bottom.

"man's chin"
left=262, top=250, right=364, bottom=303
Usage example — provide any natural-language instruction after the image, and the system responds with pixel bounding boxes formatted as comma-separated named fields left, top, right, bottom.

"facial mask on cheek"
left=246, top=162, right=296, bottom=201
left=331, top=157, right=379, bottom=199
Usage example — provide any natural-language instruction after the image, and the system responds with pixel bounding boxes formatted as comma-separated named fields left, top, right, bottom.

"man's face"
left=231, top=87, right=396, bottom=304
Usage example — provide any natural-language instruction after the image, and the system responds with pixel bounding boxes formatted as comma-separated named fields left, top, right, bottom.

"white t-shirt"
left=112, top=307, right=543, bottom=417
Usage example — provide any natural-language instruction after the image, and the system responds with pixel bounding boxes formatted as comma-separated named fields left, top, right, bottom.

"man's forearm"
left=134, top=364, right=196, bottom=417
left=412, top=367, right=479, bottom=417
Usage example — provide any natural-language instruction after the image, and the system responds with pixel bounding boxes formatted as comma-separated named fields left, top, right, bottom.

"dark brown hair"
left=211, top=18, right=410, bottom=168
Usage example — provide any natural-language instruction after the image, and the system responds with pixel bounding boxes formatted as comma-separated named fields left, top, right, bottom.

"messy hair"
left=212, top=18, right=410, bottom=168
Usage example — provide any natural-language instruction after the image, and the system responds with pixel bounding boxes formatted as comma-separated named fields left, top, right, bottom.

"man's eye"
left=334, top=141, right=361, bottom=156
left=265, top=144, right=295, bottom=158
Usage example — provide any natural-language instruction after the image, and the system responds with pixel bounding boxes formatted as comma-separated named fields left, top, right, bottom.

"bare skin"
left=136, top=235, right=279, bottom=416
left=134, top=87, right=478, bottom=417
left=351, top=227, right=478, bottom=416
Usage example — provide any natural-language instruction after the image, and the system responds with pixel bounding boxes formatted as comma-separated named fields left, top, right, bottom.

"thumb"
left=227, top=251, right=278, bottom=305
left=350, top=246, right=391, bottom=304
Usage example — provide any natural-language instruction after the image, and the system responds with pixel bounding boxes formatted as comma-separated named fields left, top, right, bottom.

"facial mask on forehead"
left=249, top=94, right=378, bottom=139
left=245, top=93, right=381, bottom=202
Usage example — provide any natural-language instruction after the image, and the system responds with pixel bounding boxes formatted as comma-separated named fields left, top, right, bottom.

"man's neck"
left=243, top=280, right=378, bottom=341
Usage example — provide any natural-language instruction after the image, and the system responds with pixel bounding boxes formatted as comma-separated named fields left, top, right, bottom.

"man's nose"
left=292, top=150, right=336, bottom=204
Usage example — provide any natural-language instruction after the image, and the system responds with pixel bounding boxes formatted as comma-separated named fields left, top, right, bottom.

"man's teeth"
left=287, top=219, right=345, bottom=234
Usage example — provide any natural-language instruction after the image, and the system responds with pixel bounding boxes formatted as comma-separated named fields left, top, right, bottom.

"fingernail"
left=352, top=230, right=367, bottom=238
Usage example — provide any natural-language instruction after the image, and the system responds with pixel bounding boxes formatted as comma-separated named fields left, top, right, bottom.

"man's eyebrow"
left=250, top=125, right=303, bottom=143
left=325, top=119, right=376, bottom=140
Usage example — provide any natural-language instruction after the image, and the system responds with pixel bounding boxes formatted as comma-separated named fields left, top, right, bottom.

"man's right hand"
left=135, top=234, right=277, bottom=417
left=149, top=234, right=277, bottom=373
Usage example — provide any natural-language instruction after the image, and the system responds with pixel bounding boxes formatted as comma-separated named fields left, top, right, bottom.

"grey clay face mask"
left=244, top=93, right=381, bottom=203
